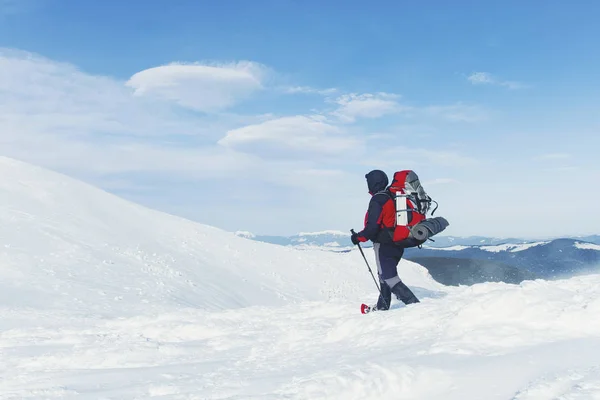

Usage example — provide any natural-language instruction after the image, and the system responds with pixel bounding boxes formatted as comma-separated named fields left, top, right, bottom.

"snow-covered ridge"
left=245, top=232, right=600, bottom=251
left=425, top=241, right=550, bottom=253
left=575, top=242, right=600, bottom=251
left=4, top=156, right=600, bottom=398
left=423, top=240, right=600, bottom=255
left=297, top=230, right=348, bottom=237
left=425, top=245, right=472, bottom=251
left=231, top=230, right=356, bottom=250
left=234, top=230, right=255, bottom=238
left=0, top=156, right=439, bottom=315
left=479, top=241, right=549, bottom=253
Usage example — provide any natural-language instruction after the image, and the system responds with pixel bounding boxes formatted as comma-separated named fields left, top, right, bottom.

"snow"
left=293, top=243, right=354, bottom=252
left=1, top=156, right=418, bottom=314
left=3, top=156, right=600, bottom=399
left=514, top=367, right=600, bottom=399
left=297, top=230, right=348, bottom=236
left=425, top=245, right=472, bottom=251
left=234, top=230, right=255, bottom=238
left=575, top=242, right=600, bottom=251
left=480, top=241, right=549, bottom=253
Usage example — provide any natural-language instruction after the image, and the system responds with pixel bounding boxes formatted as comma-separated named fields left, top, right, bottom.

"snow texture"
left=424, top=242, right=549, bottom=253
left=297, top=230, right=348, bottom=237
left=479, top=241, right=549, bottom=253
left=425, top=245, right=472, bottom=251
left=2, top=156, right=600, bottom=399
left=234, top=230, right=256, bottom=238
left=575, top=242, right=600, bottom=251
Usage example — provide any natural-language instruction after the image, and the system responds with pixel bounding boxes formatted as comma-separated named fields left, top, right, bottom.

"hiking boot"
left=390, top=281, right=420, bottom=305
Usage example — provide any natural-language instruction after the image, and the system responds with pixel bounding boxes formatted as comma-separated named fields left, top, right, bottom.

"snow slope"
left=3, top=276, right=600, bottom=399
left=0, top=156, right=439, bottom=316
left=2, top=156, right=600, bottom=399
left=235, top=230, right=356, bottom=251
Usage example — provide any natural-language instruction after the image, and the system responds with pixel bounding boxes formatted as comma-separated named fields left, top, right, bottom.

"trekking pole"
left=351, top=229, right=388, bottom=309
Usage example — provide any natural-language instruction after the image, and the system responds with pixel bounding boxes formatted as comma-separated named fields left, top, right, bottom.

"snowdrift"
left=0, top=156, right=442, bottom=315
left=4, top=156, right=600, bottom=399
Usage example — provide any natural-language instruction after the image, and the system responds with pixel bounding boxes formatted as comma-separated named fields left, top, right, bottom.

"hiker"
left=352, top=169, right=449, bottom=312
left=351, top=169, right=421, bottom=310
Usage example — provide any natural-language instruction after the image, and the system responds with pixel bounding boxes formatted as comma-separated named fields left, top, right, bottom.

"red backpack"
left=388, top=170, right=437, bottom=243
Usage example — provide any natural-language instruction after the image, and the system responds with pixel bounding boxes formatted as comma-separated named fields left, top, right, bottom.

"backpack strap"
left=429, top=199, right=439, bottom=215
left=373, top=190, right=393, bottom=201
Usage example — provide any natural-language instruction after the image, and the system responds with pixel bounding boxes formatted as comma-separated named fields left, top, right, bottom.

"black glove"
left=351, top=232, right=361, bottom=245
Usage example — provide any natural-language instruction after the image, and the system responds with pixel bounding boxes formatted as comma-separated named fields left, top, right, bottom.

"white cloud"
left=330, top=92, right=406, bottom=123
left=9, top=47, right=572, bottom=238
left=467, top=72, right=524, bottom=89
left=218, top=115, right=361, bottom=157
left=2, top=132, right=260, bottom=180
left=0, top=48, right=218, bottom=139
left=0, top=48, right=280, bottom=185
left=126, top=61, right=268, bottom=112
left=0, top=48, right=364, bottom=200
left=467, top=72, right=495, bottom=85
left=283, top=86, right=338, bottom=96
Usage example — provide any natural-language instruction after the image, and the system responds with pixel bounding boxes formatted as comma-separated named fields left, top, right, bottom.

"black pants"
left=374, top=242, right=419, bottom=309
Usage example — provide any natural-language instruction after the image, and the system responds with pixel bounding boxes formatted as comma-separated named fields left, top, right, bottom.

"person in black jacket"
left=351, top=170, right=420, bottom=311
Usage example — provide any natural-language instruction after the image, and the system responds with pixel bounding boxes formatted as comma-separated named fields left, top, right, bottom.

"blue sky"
left=1, top=0, right=599, bottom=238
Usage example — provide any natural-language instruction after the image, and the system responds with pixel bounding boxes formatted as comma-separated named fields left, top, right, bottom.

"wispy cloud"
left=330, top=92, right=406, bottom=123
left=0, top=47, right=505, bottom=236
left=0, top=48, right=488, bottom=180
left=218, top=115, right=360, bottom=158
left=126, top=61, right=269, bottom=113
left=467, top=72, right=524, bottom=89
left=282, top=86, right=338, bottom=96
left=0, top=48, right=268, bottom=180
left=0, top=48, right=225, bottom=139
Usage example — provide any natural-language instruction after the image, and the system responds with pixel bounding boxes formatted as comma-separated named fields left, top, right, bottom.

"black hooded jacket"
left=357, top=170, right=394, bottom=244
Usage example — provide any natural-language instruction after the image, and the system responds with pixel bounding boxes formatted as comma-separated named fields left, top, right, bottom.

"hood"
left=365, top=170, right=389, bottom=194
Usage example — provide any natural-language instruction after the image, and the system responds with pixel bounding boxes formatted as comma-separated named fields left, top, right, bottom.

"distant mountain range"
left=404, top=239, right=600, bottom=280
left=235, top=230, right=600, bottom=250
left=425, top=235, right=599, bottom=248
left=235, top=231, right=600, bottom=286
